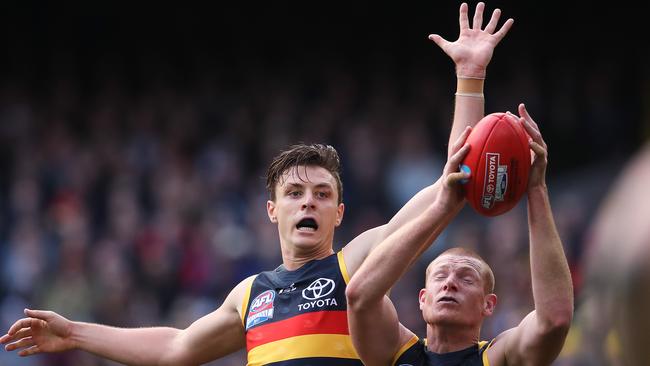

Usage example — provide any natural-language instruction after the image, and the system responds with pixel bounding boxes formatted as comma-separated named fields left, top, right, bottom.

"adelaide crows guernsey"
left=393, top=337, right=493, bottom=366
left=241, top=251, right=362, bottom=366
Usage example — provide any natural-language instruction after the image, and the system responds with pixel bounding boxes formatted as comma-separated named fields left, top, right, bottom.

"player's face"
left=420, top=255, right=495, bottom=328
left=267, top=165, right=344, bottom=251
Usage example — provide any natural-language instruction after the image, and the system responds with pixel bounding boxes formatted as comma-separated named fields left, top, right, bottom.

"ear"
left=419, top=288, right=428, bottom=310
left=267, top=200, right=277, bottom=223
left=335, top=203, right=345, bottom=227
left=483, top=293, right=497, bottom=316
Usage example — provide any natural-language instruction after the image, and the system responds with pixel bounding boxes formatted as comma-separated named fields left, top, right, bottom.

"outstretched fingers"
left=493, top=17, right=514, bottom=43
left=18, top=345, right=42, bottom=357
left=459, top=3, right=470, bottom=30
left=446, top=144, right=471, bottom=186
left=449, top=144, right=471, bottom=171
left=519, top=103, right=546, bottom=149
left=450, top=126, right=472, bottom=156
left=445, top=127, right=472, bottom=185
left=7, top=327, right=33, bottom=343
left=0, top=328, right=32, bottom=351
left=5, top=336, right=35, bottom=352
left=6, top=318, right=34, bottom=337
left=472, top=2, right=485, bottom=30
left=483, top=8, right=501, bottom=33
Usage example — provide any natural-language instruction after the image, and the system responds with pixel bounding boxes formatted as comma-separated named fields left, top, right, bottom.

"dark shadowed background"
left=1, top=2, right=647, bottom=365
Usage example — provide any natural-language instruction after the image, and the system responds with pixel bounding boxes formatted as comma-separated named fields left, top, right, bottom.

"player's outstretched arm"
left=341, top=3, right=512, bottom=277
left=489, top=104, right=573, bottom=365
left=429, top=2, right=514, bottom=156
left=1, top=276, right=253, bottom=365
left=346, top=129, right=471, bottom=366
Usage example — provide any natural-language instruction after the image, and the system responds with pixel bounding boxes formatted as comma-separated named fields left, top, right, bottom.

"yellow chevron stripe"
left=392, top=335, right=419, bottom=365
left=481, top=339, right=493, bottom=366
left=247, top=333, right=359, bottom=366
left=240, top=276, right=256, bottom=326
left=337, top=251, right=351, bottom=284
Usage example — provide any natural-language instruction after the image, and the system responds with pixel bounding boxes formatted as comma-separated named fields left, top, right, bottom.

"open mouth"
left=437, top=296, right=458, bottom=304
left=296, top=217, right=318, bottom=232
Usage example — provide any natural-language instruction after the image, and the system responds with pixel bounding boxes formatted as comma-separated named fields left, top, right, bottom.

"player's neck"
left=280, top=241, right=334, bottom=271
left=425, top=324, right=480, bottom=354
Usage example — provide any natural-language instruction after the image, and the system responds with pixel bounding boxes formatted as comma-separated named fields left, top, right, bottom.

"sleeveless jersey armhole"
left=392, top=335, right=419, bottom=365
left=337, top=251, right=351, bottom=284
left=480, top=338, right=495, bottom=366
left=240, top=276, right=256, bottom=326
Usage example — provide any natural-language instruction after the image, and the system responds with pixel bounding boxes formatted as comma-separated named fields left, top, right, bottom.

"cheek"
left=470, top=291, right=485, bottom=308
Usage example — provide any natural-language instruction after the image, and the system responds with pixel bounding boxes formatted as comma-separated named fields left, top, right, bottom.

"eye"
left=288, top=191, right=302, bottom=197
left=316, top=191, right=329, bottom=199
left=434, top=273, right=447, bottom=281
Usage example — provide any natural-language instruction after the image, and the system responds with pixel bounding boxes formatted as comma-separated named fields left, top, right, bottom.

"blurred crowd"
left=0, top=4, right=647, bottom=365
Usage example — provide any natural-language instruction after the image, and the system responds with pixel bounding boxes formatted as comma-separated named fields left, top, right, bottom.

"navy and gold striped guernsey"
left=393, top=337, right=494, bottom=366
left=241, top=252, right=362, bottom=366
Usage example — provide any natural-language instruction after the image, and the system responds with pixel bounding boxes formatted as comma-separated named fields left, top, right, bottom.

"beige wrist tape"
left=456, top=77, right=484, bottom=96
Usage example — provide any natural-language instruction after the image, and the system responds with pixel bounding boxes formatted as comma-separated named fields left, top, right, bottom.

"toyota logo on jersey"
left=302, top=278, right=335, bottom=300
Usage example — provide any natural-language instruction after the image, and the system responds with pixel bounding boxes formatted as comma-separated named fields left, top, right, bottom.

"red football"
left=461, top=112, right=531, bottom=216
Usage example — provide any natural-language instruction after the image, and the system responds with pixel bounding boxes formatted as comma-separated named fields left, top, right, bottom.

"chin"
left=292, top=236, right=322, bottom=248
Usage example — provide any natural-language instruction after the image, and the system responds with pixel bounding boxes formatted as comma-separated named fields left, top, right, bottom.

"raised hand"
left=510, top=103, right=547, bottom=190
left=429, top=2, right=514, bottom=78
left=1, top=309, right=76, bottom=357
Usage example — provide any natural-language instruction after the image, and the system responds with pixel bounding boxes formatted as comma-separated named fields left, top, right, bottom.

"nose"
left=301, top=192, right=316, bottom=210
left=442, top=276, right=458, bottom=292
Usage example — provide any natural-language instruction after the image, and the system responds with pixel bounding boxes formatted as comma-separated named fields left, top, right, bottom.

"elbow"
left=158, top=332, right=191, bottom=366
left=345, top=280, right=363, bottom=310
left=542, top=304, right=574, bottom=336
left=345, top=279, right=372, bottom=312
left=555, top=299, right=575, bottom=330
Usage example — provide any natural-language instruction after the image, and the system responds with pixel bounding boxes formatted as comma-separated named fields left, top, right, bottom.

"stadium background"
left=0, top=2, right=647, bottom=365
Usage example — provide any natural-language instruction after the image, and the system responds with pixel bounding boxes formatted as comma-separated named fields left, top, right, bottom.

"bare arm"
left=429, top=2, right=514, bottom=155
left=2, top=276, right=254, bottom=365
left=346, top=130, right=471, bottom=366
left=490, top=105, right=573, bottom=365
left=343, top=2, right=513, bottom=276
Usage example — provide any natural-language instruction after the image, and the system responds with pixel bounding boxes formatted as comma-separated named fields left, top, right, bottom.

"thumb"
left=447, top=171, right=470, bottom=186
left=428, top=34, right=446, bottom=48
left=25, top=308, right=52, bottom=320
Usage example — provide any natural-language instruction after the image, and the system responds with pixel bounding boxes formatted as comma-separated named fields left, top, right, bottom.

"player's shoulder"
left=484, top=328, right=514, bottom=366
left=225, top=274, right=259, bottom=311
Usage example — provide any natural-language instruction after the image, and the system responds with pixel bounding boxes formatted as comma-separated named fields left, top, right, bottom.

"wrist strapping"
left=456, top=77, right=484, bottom=97
left=456, top=75, right=485, bottom=80
left=455, top=92, right=484, bottom=98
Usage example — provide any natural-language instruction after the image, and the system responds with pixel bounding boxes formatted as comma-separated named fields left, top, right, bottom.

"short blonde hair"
left=426, top=247, right=495, bottom=293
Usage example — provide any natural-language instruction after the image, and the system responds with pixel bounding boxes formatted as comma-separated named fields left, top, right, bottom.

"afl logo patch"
left=246, top=290, right=275, bottom=330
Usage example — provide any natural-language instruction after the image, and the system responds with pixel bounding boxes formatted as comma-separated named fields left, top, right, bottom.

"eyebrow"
left=456, top=267, right=480, bottom=276
left=433, top=262, right=481, bottom=275
left=285, top=182, right=333, bottom=190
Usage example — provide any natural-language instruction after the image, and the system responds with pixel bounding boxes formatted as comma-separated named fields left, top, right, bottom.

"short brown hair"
left=266, top=143, right=343, bottom=204
left=427, top=247, right=495, bottom=293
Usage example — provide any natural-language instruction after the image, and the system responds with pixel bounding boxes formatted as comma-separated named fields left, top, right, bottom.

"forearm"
left=527, top=186, right=574, bottom=329
left=449, top=77, right=484, bottom=157
left=71, top=322, right=183, bottom=366
left=348, top=202, right=453, bottom=305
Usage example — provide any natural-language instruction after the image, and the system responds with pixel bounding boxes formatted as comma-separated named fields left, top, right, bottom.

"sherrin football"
left=461, top=112, right=531, bottom=217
